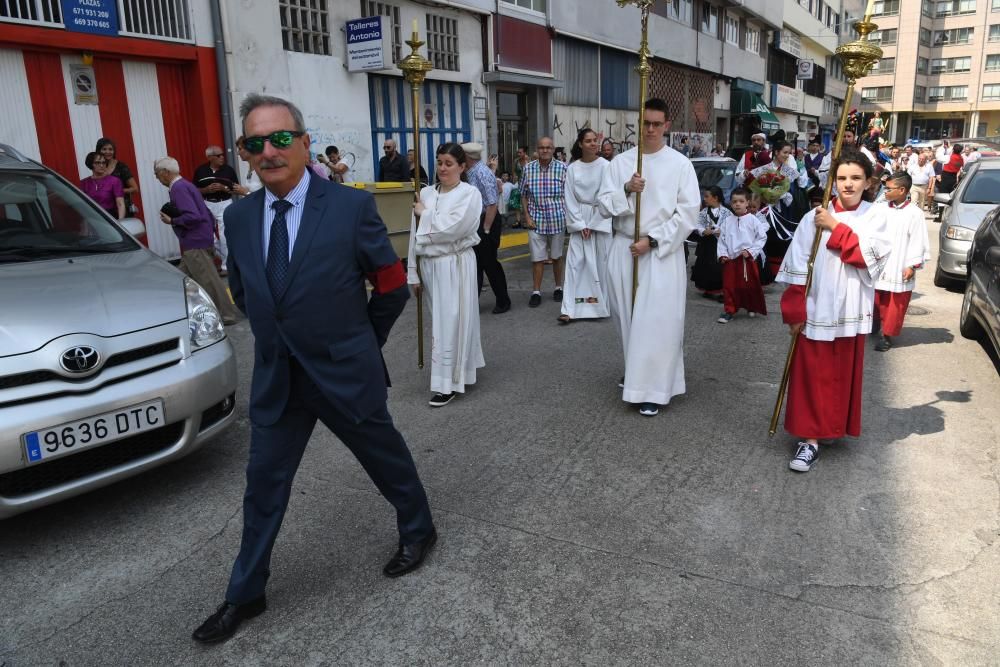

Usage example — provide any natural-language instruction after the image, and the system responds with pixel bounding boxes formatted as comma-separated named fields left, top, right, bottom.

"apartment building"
left=767, top=0, right=865, bottom=149
left=862, top=0, right=1000, bottom=142
left=488, top=0, right=784, bottom=170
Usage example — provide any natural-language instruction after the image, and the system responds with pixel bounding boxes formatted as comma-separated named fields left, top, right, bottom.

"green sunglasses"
left=243, top=130, right=304, bottom=154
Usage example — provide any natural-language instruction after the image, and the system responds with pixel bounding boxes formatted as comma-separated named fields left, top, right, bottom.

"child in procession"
left=690, top=185, right=729, bottom=302
left=776, top=148, right=892, bottom=473
left=872, top=171, right=930, bottom=351
left=716, top=187, right=769, bottom=323
left=407, top=143, right=485, bottom=407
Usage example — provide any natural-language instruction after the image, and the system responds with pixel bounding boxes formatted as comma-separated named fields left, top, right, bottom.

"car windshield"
left=0, top=170, right=137, bottom=262
left=696, top=163, right=735, bottom=190
left=960, top=169, right=1000, bottom=205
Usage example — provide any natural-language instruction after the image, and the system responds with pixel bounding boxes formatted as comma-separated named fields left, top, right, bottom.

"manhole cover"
left=907, top=305, right=930, bottom=316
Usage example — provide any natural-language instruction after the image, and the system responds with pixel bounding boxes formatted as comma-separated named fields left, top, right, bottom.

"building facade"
left=861, top=0, right=1000, bottom=143
left=0, top=0, right=225, bottom=259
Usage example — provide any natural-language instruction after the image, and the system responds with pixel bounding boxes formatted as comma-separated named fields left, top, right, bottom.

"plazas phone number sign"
left=60, top=0, right=119, bottom=36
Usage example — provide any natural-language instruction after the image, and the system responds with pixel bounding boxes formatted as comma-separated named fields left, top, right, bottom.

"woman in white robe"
left=407, top=143, right=484, bottom=407
left=560, top=128, right=611, bottom=323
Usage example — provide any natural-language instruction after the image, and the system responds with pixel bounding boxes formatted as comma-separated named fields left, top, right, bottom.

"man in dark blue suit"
left=193, top=94, right=436, bottom=644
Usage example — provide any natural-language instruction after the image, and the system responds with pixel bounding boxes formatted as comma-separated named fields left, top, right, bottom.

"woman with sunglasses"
left=406, top=142, right=485, bottom=408
left=80, top=151, right=125, bottom=219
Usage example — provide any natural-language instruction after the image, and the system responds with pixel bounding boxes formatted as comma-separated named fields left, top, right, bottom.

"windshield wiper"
left=0, top=244, right=124, bottom=258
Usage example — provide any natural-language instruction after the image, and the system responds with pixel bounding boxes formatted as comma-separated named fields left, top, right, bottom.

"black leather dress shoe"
left=191, top=596, right=267, bottom=644
left=383, top=528, right=438, bottom=578
left=492, top=302, right=511, bottom=314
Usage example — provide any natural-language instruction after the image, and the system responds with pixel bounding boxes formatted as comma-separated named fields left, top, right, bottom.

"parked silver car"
left=0, top=145, right=237, bottom=519
left=934, top=159, right=1000, bottom=287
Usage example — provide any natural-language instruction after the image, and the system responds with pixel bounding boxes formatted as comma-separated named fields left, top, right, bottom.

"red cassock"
left=874, top=289, right=912, bottom=337
left=722, top=256, right=767, bottom=315
left=780, top=224, right=870, bottom=439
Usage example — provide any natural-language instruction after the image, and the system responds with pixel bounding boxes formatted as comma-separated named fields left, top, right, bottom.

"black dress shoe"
left=191, top=596, right=267, bottom=644
left=492, top=302, right=511, bottom=314
left=383, top=528, right=438, bottom=578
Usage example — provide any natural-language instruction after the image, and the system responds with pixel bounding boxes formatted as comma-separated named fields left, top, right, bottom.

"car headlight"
left=945, top=225, right=975, bottom=242
left=184, top=277, right=225, bottom=348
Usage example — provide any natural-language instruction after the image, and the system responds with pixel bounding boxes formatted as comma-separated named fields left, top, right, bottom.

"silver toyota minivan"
left=0, top=145, right=237, bottom=519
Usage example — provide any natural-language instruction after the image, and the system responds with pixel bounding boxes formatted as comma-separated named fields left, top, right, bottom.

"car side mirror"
left=987, top=246, right=1000, bottom=267
left=933, top=192, right=952, bottom=206
left=119, top=217, right=146, bottom=239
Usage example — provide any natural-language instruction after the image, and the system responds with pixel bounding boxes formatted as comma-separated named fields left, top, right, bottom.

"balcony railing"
left=0, top=0, right=193, bottom=43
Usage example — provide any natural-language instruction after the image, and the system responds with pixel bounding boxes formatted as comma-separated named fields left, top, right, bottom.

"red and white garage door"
left=0, top=48, right=204, bottom=259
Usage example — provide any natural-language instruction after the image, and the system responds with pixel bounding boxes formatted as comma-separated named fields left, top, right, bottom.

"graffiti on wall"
left=553, top=106, right=642, bottom=155
left=304, top=114, right=370, bottom=180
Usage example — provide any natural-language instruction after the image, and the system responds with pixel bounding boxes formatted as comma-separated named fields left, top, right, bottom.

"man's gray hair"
left=239, top=93, right=306, bottom=134
left=154, top=157, right=180, bottom=174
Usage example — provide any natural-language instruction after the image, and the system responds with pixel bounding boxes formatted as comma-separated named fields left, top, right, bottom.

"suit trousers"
left=177, top=247, right=240, bottom=324
left=474, top=212, right=511, bottom=308
left=225, top=358, right=434, bottom=604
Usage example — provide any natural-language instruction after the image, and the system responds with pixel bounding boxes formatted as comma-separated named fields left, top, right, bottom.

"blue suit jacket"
left=224, top=174, right=409, bottom=426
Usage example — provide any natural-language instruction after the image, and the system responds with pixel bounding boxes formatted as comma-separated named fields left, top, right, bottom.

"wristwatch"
left=647, top=236, right=659, bottom=248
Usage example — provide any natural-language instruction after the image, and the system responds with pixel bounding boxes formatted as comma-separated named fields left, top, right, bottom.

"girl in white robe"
left=407, top=143, right=484, bottom=407
left=560, top=128, right=611, bottom=323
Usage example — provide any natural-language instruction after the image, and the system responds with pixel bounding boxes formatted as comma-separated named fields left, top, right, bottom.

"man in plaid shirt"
left=521, top=137, right=567, bottom=307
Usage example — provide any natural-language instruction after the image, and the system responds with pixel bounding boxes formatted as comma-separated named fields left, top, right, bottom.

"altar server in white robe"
left=560, top=128, right=611, bottom=323
left=872, top=170, right=930, bottom=352
left=777, top=149, right=892, bottom=473
left=407, top=142, right=485, bottom=408
left=597, top=98, right=701, bottom=417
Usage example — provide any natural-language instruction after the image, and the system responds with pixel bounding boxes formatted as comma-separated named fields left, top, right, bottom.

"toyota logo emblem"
left=60, top=346, right=101, bottom=374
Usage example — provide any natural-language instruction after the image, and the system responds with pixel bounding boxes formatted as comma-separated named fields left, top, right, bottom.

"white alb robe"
left=873, top=201, right=930, bottom=293
left=717, top=213, right=768, bottom=260
left=776, top=201, right=892, bottom=341
left=406, top=182, right=485, bottom=394
left=562, top=157, right=611, bottom=319
left=597, top=145, right=700, bottom=405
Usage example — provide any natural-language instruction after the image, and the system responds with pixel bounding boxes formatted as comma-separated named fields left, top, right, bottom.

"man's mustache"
left=259, top=158, right=288, bottom=169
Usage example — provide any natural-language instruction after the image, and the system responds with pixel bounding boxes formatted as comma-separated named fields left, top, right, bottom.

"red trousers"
left=722, top=256, right=767, bottom=315
left=785, top=334, right=866, bottom=439
left=875, top=290, right=912, bottom=337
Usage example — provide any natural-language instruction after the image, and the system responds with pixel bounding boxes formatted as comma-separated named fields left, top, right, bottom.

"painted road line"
left=500, top=252, right=531, bottom=263
left=499, top=230, right=528, bottom=249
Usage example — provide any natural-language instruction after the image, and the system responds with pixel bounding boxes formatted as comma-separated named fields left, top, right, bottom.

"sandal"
left=557, top=315, right=572, bottom=325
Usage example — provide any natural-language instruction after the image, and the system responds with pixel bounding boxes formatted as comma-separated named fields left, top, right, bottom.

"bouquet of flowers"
left=749, top=170, right=790, bottom=205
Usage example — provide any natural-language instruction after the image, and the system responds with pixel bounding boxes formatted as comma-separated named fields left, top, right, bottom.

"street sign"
left=60, top=0, right=119, bottom=37
left=346, top=16, right=392, bottom=72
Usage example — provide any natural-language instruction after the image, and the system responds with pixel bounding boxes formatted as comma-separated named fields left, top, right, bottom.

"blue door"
left=368, top=74, right=471, bottom=183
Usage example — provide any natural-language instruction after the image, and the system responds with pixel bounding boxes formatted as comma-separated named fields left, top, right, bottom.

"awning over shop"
left=731, top=90, right=780, bottom=132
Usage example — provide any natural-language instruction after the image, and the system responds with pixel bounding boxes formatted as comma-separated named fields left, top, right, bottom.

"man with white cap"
left=463, top=141, right=512, bottom=314
left=736, top=132, right=771, bottom=186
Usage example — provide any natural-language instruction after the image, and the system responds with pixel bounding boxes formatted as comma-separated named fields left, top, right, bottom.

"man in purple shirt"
left=154, top=156, right=240, bottom=325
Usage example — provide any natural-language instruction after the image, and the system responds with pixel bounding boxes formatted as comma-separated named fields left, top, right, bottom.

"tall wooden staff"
left=769, top=9, right=883, bottom=435
left=399, top=23, right=433, bottom=369
left=616, top=0, right=654, bottom=312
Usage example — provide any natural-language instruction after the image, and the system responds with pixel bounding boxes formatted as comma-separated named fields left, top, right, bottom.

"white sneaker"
left=748, top=312, right=756, bottom=318
left=789, top=443, right=819, bottom=472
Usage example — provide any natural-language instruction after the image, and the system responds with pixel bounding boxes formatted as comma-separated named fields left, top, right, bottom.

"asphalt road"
left=2, top=214, right=998, bottom=665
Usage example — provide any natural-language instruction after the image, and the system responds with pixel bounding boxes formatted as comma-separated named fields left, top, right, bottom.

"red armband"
left=780, top=284, right=807, bottom=325
left=366, top=260, right=406, bottom=295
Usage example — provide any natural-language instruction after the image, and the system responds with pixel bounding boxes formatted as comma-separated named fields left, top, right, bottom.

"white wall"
left=221, top=0, right=487, bottom=182
left=552, top=105, right=641, bottom=153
